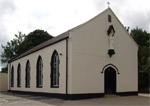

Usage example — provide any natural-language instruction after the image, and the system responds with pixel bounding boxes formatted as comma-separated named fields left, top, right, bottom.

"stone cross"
left=107, top=1, right=110, bottom=7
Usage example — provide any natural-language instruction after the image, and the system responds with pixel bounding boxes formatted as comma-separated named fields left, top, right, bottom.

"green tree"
left=131, top=28, right=149, bottom=46
left=125, top=26, right=130, bottom=32
left=1, top=67, right=8, bottom=73
left=17, top=29, right=53, bottom=53
left=1, top=32, right=25, bottom=73
left=1, top=29, right=53, bottom=73
left=130, top=27, right=150, bottom=91
left=1, top=32, right=25, bottom=64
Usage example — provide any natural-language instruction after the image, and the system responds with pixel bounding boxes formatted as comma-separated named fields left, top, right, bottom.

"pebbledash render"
left=8, top=8, right=138, bottom=100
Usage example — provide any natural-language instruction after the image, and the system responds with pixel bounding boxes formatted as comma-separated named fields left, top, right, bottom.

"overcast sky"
left=0, top=0, right=150, bottom=70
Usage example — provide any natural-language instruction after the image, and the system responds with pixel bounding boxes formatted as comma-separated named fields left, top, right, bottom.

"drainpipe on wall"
left=66, top=38, right=68, bottom=99
left=8, top=62, right=11, bottom=91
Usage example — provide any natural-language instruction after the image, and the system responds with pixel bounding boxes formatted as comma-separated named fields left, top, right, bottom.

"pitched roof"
left=9, top=31, right=69, bottom=63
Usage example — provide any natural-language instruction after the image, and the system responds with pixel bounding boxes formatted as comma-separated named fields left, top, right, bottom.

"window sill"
left=37, top=86, right=43, bottom=88
left=51, top=86, right=59, bottom=88
left=25, top=86, right=30, bottom=88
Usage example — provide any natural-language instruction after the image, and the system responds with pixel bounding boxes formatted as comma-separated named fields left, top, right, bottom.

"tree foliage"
left=1, top=67, right=8, bottom=73
left=1, top=29, right=53, bottom=72
left=130, top=27, right=150, bottom=89
left=131, top=28, right=149, bottom=46
left=1, top=32, right=25, bottom=64
left=17, top=29, right=53, bottom=53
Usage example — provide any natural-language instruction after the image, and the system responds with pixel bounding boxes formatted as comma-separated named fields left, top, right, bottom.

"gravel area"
left=0, top=92, right=149, bottom=106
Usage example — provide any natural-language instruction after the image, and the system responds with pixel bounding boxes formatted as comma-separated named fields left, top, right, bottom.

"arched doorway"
left=104, top=67, right=116, bottom=94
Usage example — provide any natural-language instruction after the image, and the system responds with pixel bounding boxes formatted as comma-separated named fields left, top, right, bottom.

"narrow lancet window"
left=26, top=60, right=30, bottom=88
left=17, top=63, right=21, bottom=87
left=108, top=15, right=111, bottom=22
left=11, top=66, right=14, bottom=87
left=37, top=56, right=43, bottom=88
left=51, top=50, right=59, bottom=88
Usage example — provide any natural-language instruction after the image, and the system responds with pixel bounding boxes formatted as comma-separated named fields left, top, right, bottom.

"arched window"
left=25, top=60, right=30, bottom=88
left=36, top=56, right=43, bottom=88
left=51, top=50, right=59, bottom=88
left=17, top=63, right=21, bottom=87
left=11, top=66, right=14, bottom=87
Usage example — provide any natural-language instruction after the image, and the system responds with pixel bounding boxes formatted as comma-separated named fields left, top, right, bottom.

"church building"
left=8, top=8, right=138, bottom=100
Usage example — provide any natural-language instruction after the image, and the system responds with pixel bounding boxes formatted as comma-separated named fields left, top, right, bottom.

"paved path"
left=0, top=92, right=149, bottom=106
left=138, top=93, right=150, bottom=98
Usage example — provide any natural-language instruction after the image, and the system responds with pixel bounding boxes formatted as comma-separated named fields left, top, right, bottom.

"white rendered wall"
left=70, top=8, right=138, bottom=94
left=8, top=8, right=138, bottom=95
left=9, top=40, right=67, bottom=94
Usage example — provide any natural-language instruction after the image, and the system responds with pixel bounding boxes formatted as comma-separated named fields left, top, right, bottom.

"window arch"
left=17, top=63, right=21, bottom=87
left=36, top=56, right=43, bottom=88
left=51, top=50, right=60, bottom=88
left=11, top=66, right=14, bottom=87
left=25, top=60, right=30, bottom=88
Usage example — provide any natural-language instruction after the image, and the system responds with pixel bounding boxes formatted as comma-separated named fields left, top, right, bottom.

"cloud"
left=0, top=0, right=16, bottom=16
left=128, top=10, right=150, bottom=32
left=92, top=0, right=150, bottom=32
left=0, top=0, right=16, bottom=69
left=0, top=0, right=16, bottom=44
left=0, top=0, right=150, bottom=70
left=4, top=0, right=98, bottom=36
